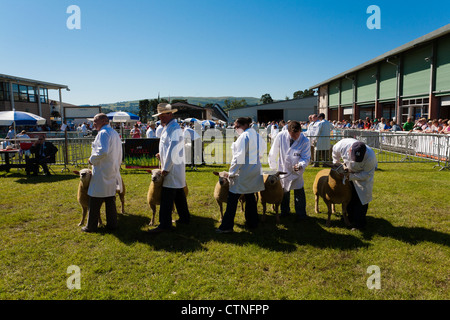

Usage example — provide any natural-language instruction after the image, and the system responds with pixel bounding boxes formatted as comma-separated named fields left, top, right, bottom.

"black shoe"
left=215, top=228, right=233, bottom=234
left=81, top=226, right=96, bottom=233
left=147, top=226, right=172, bottom=234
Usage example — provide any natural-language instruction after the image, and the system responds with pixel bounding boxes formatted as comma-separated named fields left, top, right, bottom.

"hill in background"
left=98, top=96, right=261, bottom=113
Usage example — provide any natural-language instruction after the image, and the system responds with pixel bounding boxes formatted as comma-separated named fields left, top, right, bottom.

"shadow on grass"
left=109, top=212, right=369, bottom=253
left=3, top=173, right=76, bottom=184
left=362, top=216, right=450, bottom=247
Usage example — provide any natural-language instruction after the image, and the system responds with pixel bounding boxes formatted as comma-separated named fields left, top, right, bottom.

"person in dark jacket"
left=27, top=135, right=58, bottom=176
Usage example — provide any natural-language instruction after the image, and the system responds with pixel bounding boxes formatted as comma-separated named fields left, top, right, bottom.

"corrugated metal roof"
left=309, top=23, right=450, bottom=89
left=0, top=73, right=69, bottom=90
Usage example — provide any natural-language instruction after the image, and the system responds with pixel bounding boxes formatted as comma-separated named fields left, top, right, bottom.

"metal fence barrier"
left=2, top=128, right=449, bottom=172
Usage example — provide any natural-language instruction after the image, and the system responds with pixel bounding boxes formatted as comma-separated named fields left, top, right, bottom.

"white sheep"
left=212, top=171, right=246, bottom=221
left=74, top=168, right=126, bottom=227
left=258, top=172, right=286, bottom=223
left=147, top=169, right=188, bottom=226
left=313, top=163, right=351, bottom=227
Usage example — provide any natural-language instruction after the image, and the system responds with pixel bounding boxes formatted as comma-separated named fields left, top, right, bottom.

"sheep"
left=147, top=169, right=188, bottom=226
left=212, top=171, right=246, bottom=221
left=74, top=168, right=126, bottom=227
left=258, top=172, right=286, bottom=223
left=313, top=163, right=351, bottom=227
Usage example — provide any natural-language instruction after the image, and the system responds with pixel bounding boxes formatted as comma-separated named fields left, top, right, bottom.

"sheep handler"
left=332, top=138, right=378, bottom=230
left=268, top=120, right=311, bottom=221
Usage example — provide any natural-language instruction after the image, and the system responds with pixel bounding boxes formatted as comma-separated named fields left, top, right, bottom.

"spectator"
left=389, top=121, right=402, bottom=132
left=146, top=121, right=156, bottom=138
left=403, top=117, right=414, bottom=131
left=28, top=135, right=58, bottom=176
left=6, top=126, right=15, bottom=139
left=130, top=123, right=141, bottom=138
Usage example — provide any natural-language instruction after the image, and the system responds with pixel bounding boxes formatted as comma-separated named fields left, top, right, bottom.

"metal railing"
left=2, top=128, right=449, bottom=172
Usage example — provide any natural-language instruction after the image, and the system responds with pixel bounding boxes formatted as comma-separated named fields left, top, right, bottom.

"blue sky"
left=0, top=0, right=449, bottom=105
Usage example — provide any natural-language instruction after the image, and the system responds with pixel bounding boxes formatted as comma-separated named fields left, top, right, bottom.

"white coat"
left=229, top=128, right=265, bottom=194
left=306, top=121, right=320, bottom=145
left=332, top=138, right=377, bottom=205
left=159, top=119, right=186, bottom=189
left=268, top=130, right=311, bottom=192
left=315, top=119, right=333, bottom=151
left=88, top=124, right=123, bottom=198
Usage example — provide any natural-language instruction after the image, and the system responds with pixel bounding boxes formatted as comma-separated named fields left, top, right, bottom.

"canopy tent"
left=106, top=111, right=140, bottom=123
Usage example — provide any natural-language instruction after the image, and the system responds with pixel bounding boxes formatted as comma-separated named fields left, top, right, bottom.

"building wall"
left=228, top=96, right=317, bottom=123
left=318, top=33, right=450, bottom=123
left=0, top=100, right=51, bottom=124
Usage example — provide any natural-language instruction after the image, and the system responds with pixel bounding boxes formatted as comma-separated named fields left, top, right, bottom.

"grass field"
left=0, top=162, right=448, bottom=300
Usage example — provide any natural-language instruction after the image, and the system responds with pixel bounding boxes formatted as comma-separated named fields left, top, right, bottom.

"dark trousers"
left=26, top=157, right=50, bottom=175
left=159, top=187, right=191, bottom=229
left=346, top=182, right=369, bottom=229
left=87, top=196, right=118, bottom=231
left=280, top=188, right=307, bottom=218
left=219, top=192, right=258, bottom=231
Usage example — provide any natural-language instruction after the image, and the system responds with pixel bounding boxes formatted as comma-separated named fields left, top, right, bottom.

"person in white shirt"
left=82, top=113, right=123, bottom=233
left=269, top=120, right=311, bottom=220
left=155, top=123, right=164, bottom=138
left=306, top=114, right=320, bottom=166
left=216, top=117, right=265, bottom=233
left=149, top=103, right=190, bottom=233
left=6, top=126, right=15, bottom=139
left=332, top=138, right=377, bottom=230
left=315, top=113, right=334, bottom=165
left=146, top=121, right=157, bottom=138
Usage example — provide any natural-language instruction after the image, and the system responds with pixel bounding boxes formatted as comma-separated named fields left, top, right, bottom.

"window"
left=39, top=88, right=48, bottom=103
left=19, top=85, right=28, bottom=101
left=28, top=87, right=36, bottom=102
left=13, top=84, right=19, bottom=101
left=0, top=82, right=4, bottom=101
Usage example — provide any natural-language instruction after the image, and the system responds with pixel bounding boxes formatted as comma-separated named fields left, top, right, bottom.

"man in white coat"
left=306, top=114, right=320, bottom=166
left=315, top=113, right=334, bottom=165
left=217, top=117, right=265, bottom=233
left=82, top=113, right=123, bottom=232
left=332, top=138, right=377, bottom=230
left=269, top=120, right=311, bottom=220
left=149, top=103, right=190, bottom=233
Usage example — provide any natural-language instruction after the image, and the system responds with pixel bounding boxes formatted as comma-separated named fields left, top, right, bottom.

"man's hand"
left=293, top=164, right=302, bottom=172
left=162, top=170, right=169, bottom=177
left=155, top=153, right=160, bottom=160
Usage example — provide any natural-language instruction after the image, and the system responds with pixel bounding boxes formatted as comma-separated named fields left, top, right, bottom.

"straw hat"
left=152, top=103, right=178, bottom=117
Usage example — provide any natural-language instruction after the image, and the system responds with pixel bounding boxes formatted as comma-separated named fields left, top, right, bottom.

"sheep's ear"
left=73, top=170, right=80, bottom=175
left=213, top=171, right=219, bottom=176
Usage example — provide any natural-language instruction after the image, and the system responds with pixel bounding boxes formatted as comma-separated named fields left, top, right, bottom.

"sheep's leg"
left=341, top=202, right=351, bottom=226
left=149, top=204, right=156, bottom=226
left=98, top=211, right=103, bottom=227
left=218, top=201, right=223, bottom=222
left=275, top=204, right=280, bottom=224
left=119, top=194, right=125, bottom=214
left=79, top=207, right=88, bottom=226
left=261, top=202, right=267, bottom=222
left=314, top=195, right=320, bottom=214
left=331, top=203, right=336, bottom=214
left=326, top=202, right=332, bottom=227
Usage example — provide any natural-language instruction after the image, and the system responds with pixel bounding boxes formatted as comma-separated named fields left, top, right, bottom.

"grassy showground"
left=0, top=162, right=448, bottom=300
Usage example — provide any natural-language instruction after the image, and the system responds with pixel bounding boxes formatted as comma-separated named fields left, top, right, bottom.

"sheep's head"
left=148, top=169, right=164, bottom=185
left=213, top=171, right=230, bottom=186
left=264, top=171, right=286, bottom=186
left=74, top=169, right=92, bottom=187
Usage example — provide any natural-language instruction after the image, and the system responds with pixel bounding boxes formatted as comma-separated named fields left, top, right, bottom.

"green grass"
left=0, top=162, right=449, bottom=300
